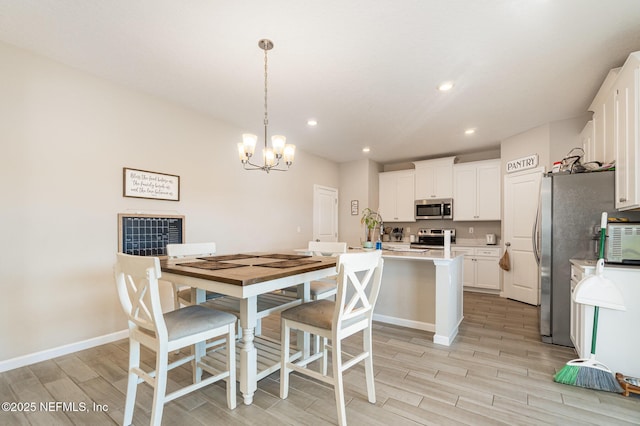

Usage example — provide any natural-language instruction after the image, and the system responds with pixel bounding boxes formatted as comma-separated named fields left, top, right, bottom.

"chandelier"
left=237, top=39, right=295, bottom=173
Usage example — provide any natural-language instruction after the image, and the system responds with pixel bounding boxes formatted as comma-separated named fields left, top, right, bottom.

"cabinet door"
left=581, top=121, right=595, bottom=164
left=614, top=64, right=640, bottom=210
left=476, top=161, right=501, bottom=220
left=415, top=166, right=437, bottom=199
left=453, top=165, right=477, bottom=221
left=379, top=171, right=415, bottom=222
left=462, top=256, right=476, bottom=288
left=475, top=257, right=500, bottom=289
left=433, top=163, right=453, bottom=198
left=395, top=172, right=416, bottom=221
left=378, top=172, right=396, bottom=221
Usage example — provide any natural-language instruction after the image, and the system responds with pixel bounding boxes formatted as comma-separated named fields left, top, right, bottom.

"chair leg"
left=321, top=337, right=328, bottom=376
left=226, top=324, right=237, bottom=409
left=279, top=319, right=291, bottom=399
left=332, top=339, right=347, bottom=426
left=150, top=350, right=168, bottom=426
left=123, top=340, right=140, bottom=426
left=363, top=327, right=376, bottom=403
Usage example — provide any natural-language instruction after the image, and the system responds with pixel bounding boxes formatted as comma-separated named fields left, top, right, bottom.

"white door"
left=313, top=185, right=338, bottom=242
left=503, top=167, right=543, bottom=305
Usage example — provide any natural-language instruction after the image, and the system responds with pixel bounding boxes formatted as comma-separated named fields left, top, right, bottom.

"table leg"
left=239, top=296, right=257, bottom=405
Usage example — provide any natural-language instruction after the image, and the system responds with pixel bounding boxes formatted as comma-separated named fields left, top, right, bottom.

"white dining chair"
left=115, top=253, right=237, bottom=426
left=281, top=241, right=347, bottom=300
left=279, top=250, right=384, bottom=426
left=166, top=242, right=224, bottom=308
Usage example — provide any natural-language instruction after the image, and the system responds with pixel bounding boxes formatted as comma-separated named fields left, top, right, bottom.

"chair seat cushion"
left=163, top=305, right=236, bottom=341
left=281, top=280, right=337, bottom=297
left=177, top=289, right=224, bottom=304
left=309, top=281, right=337, bottom=297
left=281, top=300, right=336, bottom=330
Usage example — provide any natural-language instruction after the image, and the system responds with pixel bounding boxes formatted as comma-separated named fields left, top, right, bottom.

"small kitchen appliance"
left=410, top=228, right=456, bottom=249
left=604, top=222, right=640, bottom=265
left=415, top=198, right=453, bottom=220
left=486, top=233, right=497, bottom=245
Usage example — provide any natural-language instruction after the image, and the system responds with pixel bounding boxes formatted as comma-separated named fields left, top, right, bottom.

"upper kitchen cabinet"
left=613, top=52, right=640, bottom=210
left=589, top=68, right=620, bottom=165
left=413, top=157, right=456, bottom=200
left=379, top=170, right=416, bottom=222
left=580, top=120, right=595, bottom=164
left=453, top=159, right=501, bottom=221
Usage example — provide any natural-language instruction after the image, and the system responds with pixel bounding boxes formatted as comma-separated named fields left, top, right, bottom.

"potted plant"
left=360, top=208, right=381, bottom=248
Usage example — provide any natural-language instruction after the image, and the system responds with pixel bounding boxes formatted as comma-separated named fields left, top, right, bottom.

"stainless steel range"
left=410, top=228, right=456, bottom=249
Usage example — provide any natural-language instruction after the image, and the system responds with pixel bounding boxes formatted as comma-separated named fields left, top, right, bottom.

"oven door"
left=415, top=201, right=443, bottom=219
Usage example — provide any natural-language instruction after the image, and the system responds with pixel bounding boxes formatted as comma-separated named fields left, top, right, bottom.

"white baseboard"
left=0, top=330, right=128, bottom=373
left=373, top=313, right=435, bottom=333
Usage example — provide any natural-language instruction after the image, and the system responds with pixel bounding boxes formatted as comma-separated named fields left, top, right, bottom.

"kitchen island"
left=368, top=248, right=464, bottom=346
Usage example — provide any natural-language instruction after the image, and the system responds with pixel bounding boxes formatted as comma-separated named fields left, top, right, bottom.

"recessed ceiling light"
left=362, top=147, right=371, bottom=153
left=307, top=119, right=318, bottom=126
left=465, top=128, right=476, bottom=135
left=438, top=81, right=454, bottom=92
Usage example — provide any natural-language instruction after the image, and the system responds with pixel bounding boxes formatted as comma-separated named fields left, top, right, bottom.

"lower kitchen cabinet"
left=454, top=246, right=501, bottom=291
left=570, top=259, right=640, bottom=377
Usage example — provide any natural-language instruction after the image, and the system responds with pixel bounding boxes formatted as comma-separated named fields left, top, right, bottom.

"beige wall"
left=338, top=159, right=382, bottom=247
left=0, top=42, right=340, bottom=362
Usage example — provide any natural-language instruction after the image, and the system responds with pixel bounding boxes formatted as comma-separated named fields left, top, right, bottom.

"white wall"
left=338, top=159, right=382, bottom=247
left=0, top=42, right=339, bottom=362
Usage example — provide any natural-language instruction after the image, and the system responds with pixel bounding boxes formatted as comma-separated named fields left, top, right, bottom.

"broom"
left=553, top=212, right=624, bottom=393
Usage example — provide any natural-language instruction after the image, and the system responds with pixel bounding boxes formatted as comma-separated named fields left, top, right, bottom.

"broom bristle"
left=575, top=367, right=623, bottom=393
left=554, top=364, right=579, bottom=385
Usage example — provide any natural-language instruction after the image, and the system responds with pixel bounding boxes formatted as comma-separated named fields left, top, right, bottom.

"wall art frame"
left=123, top=167, right=180, bottom=201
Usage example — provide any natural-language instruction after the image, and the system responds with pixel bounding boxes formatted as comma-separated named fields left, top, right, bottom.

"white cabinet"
left=570, top=260, right=640, bottom=377
left=589, top=68, right=620, bottom=165
left=613, top=53, right=640, bottom=210
left=453, top=246, right=501, bottom=291
left=453, top=159, right=501, bottom=221
left=570, top=263, right=591, bottom=356
left=378, top=170, right=416, bottom=222
left=580, top=120, right=595, bottom=164
left=413, top=157, right=456, bottom=200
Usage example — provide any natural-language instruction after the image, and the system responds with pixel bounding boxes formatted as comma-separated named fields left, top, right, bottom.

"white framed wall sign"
left=123, top=167, right=180, bottom=201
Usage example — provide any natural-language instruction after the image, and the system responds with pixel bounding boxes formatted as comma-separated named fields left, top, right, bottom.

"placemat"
left=177, top=261, right=246, bottom=270
left=260, top=259, right=322, bottom=268
left=258, top=254, right=309, bottom=260
left=197, top=254, right=257, bottom=261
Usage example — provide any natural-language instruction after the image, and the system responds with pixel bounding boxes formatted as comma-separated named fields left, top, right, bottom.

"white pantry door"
left=503, top=168, right=543, bottom=305
left=313, top=185, right=338, bottom=242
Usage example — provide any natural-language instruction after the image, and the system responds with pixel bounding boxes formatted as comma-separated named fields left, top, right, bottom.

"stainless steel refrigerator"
left=536, top=171, right=640, bottom=346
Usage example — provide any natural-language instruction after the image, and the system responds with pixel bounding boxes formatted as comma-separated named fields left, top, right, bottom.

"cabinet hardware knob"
left=506, top=242, right=511, bottom=246
left=619, top=198, right=627, bottom=202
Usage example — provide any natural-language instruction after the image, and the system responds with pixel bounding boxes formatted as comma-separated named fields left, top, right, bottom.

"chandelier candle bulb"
left=271, top=135, right=286, bottom=155
left=283, top=144, right=295, bottom=164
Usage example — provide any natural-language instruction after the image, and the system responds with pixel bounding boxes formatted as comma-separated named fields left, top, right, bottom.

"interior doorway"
left=313, top=185, right=338, bottom=242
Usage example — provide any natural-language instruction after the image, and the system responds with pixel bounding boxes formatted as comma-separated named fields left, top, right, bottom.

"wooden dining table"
left=160, top=253, right=338, bottom=405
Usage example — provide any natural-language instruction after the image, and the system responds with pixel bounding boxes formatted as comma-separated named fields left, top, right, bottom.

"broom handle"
left=590, top=214, right=606, bottom=356
left=590, top=305, right=600, bottom=355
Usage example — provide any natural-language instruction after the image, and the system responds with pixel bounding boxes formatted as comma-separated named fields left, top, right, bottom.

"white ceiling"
left=2, top=1, right=640, bottom=164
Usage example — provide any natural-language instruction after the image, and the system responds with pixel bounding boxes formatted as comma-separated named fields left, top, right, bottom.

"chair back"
left=115, top=253, right=168, bottom=340
left=166, top=242, right=216, bottom=259
left=333, top=251, right=384, bottom=331
left=307, top=241, right=347, bottom=257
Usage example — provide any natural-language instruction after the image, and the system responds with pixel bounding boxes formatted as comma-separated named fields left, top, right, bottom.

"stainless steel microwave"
left=415, top=198, right=453, bottom=220
left=605, top=223, right=640, bottom=265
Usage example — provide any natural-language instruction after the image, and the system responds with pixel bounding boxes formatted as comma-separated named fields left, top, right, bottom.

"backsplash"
left=382, top=219, right=501, bottom=242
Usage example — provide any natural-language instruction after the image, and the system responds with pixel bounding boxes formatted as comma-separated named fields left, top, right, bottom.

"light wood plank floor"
left=1, top=292, right=638, bottom=425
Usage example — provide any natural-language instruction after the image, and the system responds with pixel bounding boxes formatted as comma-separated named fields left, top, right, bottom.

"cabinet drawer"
left=571, top=265, right=586, bottom=282
left=475, top=248, right=500, bottom=257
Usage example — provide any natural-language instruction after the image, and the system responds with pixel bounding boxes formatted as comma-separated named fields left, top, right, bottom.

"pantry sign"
left=506, top=154, right=538, bottom=173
